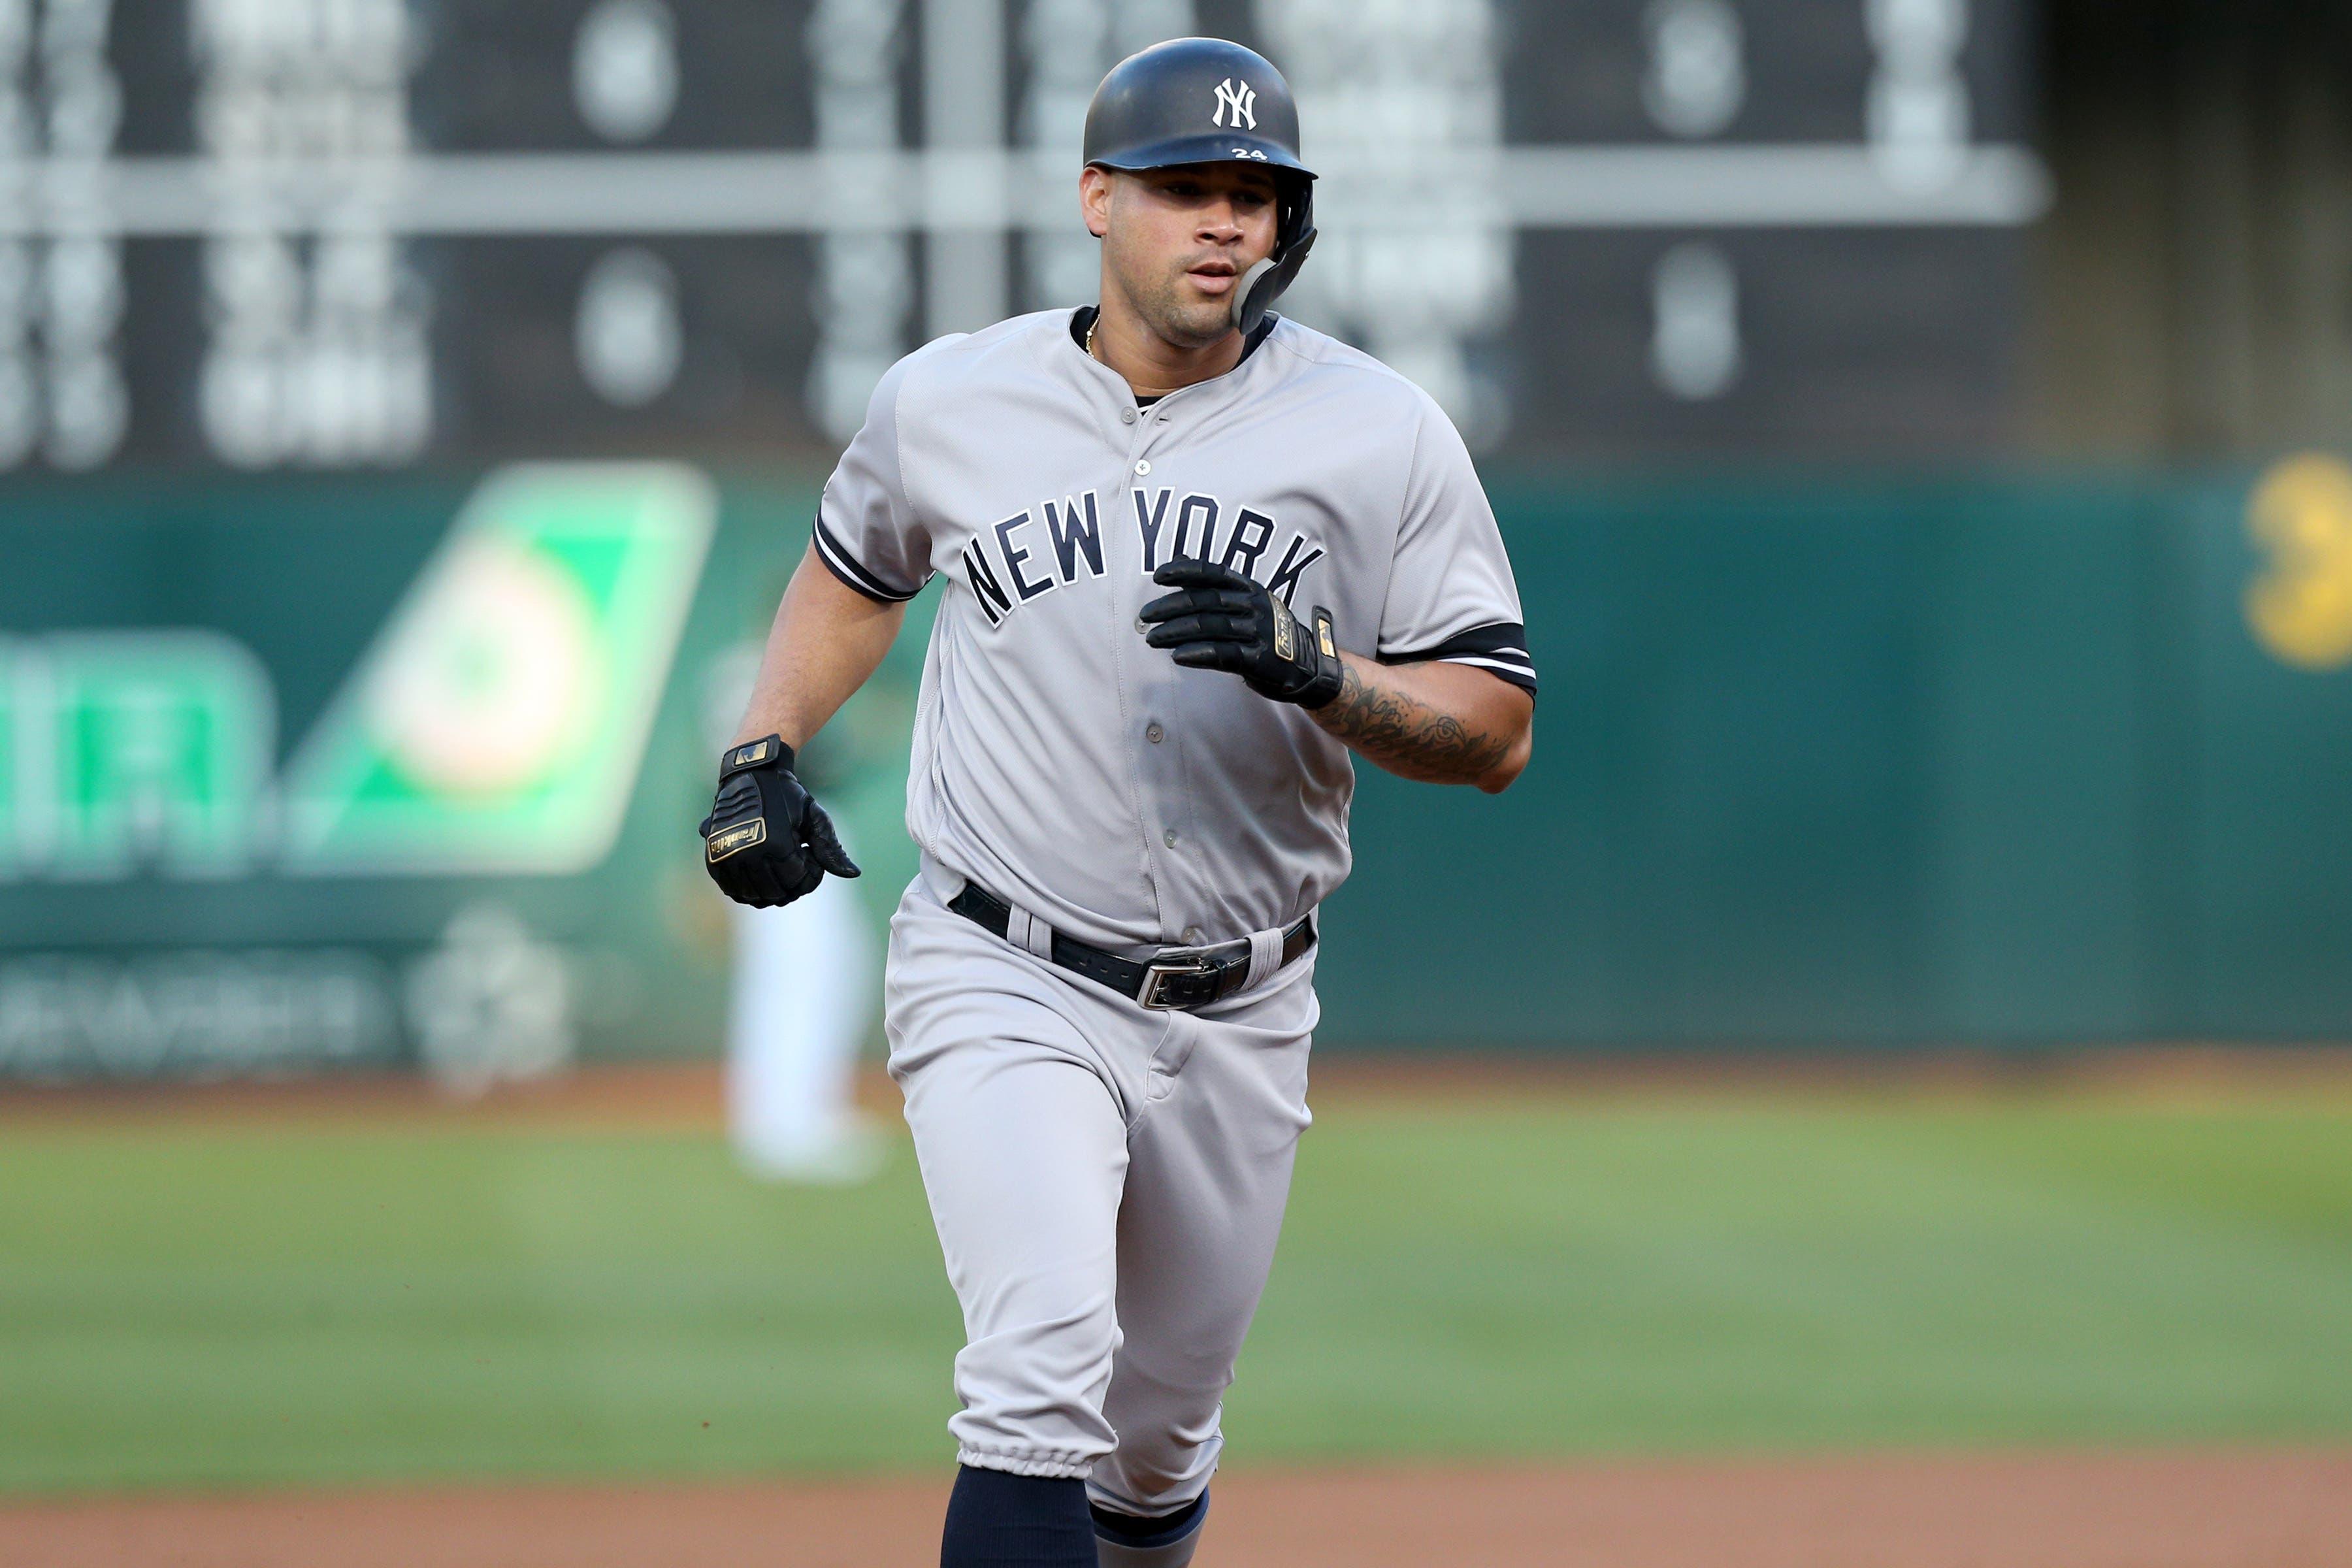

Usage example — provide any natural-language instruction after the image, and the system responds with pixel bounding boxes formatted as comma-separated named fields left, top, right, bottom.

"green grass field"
left=3, top=1088, right=2349, bottom=1495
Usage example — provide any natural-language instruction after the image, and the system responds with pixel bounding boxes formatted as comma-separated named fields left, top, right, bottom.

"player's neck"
left=1088, top=299, right=1243, bottom=399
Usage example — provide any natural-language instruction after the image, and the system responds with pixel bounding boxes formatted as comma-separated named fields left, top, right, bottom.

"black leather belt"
left=948, top=883, right=1315, bottom=1011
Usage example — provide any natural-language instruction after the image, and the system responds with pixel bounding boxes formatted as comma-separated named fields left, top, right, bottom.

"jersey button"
left=1183, top=926, right=1205, bottom=945
left=1163, top=827, right=1179, bottom=848
left=1145, top=723, right=1164, bottom=743
left=1121, top=408, right=1137, bottom=425
left=1134, top=459, right=1151, bottom=476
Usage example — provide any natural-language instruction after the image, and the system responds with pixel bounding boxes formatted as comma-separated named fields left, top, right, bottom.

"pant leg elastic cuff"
left=955, top=1445, right=1096, bottom=1480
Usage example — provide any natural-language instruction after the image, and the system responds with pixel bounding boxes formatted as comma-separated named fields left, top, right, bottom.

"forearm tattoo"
left=1311, top=659, right=1513, bottom=782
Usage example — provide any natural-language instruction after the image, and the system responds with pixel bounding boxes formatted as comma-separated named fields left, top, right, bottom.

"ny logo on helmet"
left=1213, top=77, right=1256, bottom=131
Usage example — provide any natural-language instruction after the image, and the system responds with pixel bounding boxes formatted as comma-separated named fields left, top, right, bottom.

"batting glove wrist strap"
left=698, top=734, right=860, bottom=909
left=1139, top=559, right=1345, bottom=709
left=718, top=734, right=794, bottom=779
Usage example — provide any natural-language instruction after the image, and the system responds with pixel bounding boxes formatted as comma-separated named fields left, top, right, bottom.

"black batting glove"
left=1140, top=558, right=1345, bottom=709
left=698, top=735, right=860, bottom=908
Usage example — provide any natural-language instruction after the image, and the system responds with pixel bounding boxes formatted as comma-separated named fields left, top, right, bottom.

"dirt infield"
left=8, top=1449, right=2350, bottom=1568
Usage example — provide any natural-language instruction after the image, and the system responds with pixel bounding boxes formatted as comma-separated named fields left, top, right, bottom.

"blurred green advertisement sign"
left=10, top=460, right=2352, bottom=1079
left=2, top=632, right=274, bottom=881
left=1, top=464, right=713, bottom=884
left=280, top=463, right=714, bottom=874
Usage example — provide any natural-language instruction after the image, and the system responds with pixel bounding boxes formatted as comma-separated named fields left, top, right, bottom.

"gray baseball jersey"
left=813, top=307, right=1536, bottom=954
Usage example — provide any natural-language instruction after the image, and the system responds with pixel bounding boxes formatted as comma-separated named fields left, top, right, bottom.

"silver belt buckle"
left=1137, top=954, right=1215, bottom=1011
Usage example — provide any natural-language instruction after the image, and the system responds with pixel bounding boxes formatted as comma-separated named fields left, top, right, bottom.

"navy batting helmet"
left=1082, top=37, right=1318, bottom=336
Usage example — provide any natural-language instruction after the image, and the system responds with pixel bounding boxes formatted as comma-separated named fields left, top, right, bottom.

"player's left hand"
left=1140, top=559, right=1345, bottom=709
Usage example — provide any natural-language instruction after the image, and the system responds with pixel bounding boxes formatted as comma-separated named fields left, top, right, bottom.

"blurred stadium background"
left=3, top=2, right=2350, bottom=1564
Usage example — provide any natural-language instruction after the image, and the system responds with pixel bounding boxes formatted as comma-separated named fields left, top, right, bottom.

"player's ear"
left=1079, top=167, right=1111, bottom=240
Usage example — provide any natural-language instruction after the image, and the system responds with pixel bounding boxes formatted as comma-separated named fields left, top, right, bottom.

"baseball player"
left=700, top=37, right=1535, bottom=1568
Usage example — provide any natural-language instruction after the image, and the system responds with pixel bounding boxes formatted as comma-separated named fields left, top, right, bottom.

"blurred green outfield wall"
left=1324, top=463, right=2352, bottom=1046
left=2, top=459, right=2349, bottom=1076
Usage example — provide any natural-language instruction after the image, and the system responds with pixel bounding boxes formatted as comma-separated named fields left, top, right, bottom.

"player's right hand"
left=698, top=734, right=860, bottom=908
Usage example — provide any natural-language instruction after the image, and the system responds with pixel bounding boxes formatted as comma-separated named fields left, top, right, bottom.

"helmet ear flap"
left=1233, top=223, right=1315, bottom=336
left=1232, top=175, right=1315, bottom=335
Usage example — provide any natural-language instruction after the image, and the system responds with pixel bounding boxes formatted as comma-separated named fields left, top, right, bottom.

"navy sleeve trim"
left=1379, top=621, right=1537, bottom=697
left=811, top=516, right=924, bottom=604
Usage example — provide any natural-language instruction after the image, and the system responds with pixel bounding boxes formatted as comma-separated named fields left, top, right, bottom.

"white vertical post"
left=807, top=0, right=913, bottom=441
left=921, top=0, right=1005, bottom=335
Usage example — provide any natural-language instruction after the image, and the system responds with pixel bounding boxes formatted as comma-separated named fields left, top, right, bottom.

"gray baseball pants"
left=885, top=858, right=1316, bottom=1527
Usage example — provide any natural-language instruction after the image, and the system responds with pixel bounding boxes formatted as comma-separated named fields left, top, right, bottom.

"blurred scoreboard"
left=4, top=0, right=2039, bottom=470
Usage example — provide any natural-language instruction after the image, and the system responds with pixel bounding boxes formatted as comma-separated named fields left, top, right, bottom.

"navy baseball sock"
left=939, top=1464, right=1097, bottom=1567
